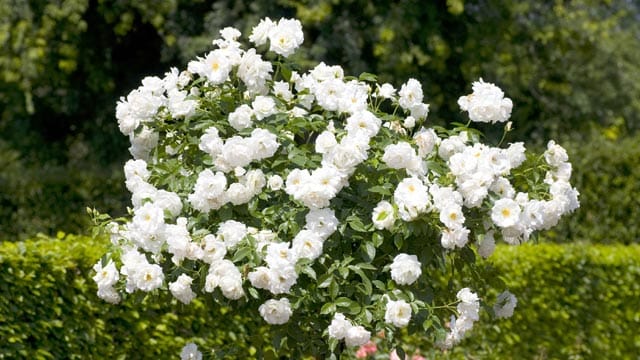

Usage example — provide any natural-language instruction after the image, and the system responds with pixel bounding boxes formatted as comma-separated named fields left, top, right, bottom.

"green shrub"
left=3, top=236, right=639, bottom=359
left=444, top=243, right=640, bottom=359
left=0, top=234, right=266, bottom=359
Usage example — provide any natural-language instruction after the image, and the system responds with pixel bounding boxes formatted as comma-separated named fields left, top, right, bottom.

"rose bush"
left=91, top=17, right=579, bottom=358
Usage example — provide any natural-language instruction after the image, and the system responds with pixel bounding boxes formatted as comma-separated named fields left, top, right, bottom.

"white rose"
left=315, top=131, right=337, bottom=154
left=372, top=200, right=395, bottom=230
left=267, top=174, right=284, bottom=191
left=169, top=274, right=196, bottom=304
left=132, top=202, right=165, bottom=235
left=398, top=78, right=423, bottom=110
left=414, top=127, right=439, bottom=158
left=477, top=231, right=496, bottom=259
left=252, top=96, right=276, bottom=120
left=382, top=142, right=418, bottom=170
left=180, top=343, right=202, bottom=360
left=134, top=263, right=164, bottom=292
left=268, top=18, right=304, bottom=57
left=491, top=198, right=522, bottom=228
left=344, top=325, right=371, bottom=347
left=92, top=260, right=119, bottom=288
left=390, top=253, right=422, bottom=285
left=384, top=299, right=412, bottom=327
left=249, top=17, right=275, bottom=46
left=376, top=83, right=396, bottom=99
left=228, top=104, right=254, bottom=130
left=292, top=230, right=324, bottom=260
left=153, top=190, right=183, bottom=219
left=305, top=208, right=339, bottom=240
left=248, top=266, right=273, bottom=290
left=328, top=313, right=350, bottom=340
left=259, top=298, right=293, bottom=325
left=249, top=128, right=280, bottom=160
left=216, top=220, right=248, bottom=248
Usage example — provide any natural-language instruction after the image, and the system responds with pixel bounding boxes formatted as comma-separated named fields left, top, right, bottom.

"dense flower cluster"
left=93, top=17, right=578, bottom=357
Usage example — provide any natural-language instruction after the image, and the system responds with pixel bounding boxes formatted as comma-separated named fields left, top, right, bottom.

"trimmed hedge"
left=448, top=243, right=640, bottom=359
left=2, top=235, right=639, bottom=359
left=0, top=234, right=265, bottom=359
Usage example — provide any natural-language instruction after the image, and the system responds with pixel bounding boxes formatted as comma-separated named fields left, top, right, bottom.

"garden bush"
left=2, top=235, right=638, bottom=359
left=0, top=234, right=265, bottom=359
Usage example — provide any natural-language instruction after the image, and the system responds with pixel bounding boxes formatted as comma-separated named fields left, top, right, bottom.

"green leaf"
left=363, top=242, right=376, bottom=261
left=248, top=287, right=260, bottom=299
left=372, top=232, right=384, bottom=247
left=372, top=280, right=386, bottom=290
left=351, top=267, right=372, bottom=296
left=358, top=72, right=377, bottom=82
left=347, top=215, right=368, bottom=233
left=232, top=246, right=252, bottom=263
left=318, top=274, right=333, bottom=288
left=301, top=266, right=317, bottom=280
left=281, top=63, right=292, bottom=82
left=329, top=279, right=340, bottom=299
left=320, top=302, right=336, bottom=315
left=368, top=185, right=392, bottom=196
left=334, top=297, right=352, bottom=307
left=356, top=262, right=377, bottom=271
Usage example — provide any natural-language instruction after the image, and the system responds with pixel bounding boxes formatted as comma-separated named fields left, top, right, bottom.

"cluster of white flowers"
left=119, top=249, right=165, bottom=293
left=95, top=17, right=579, bottom=356
left=485, top=139, right=579, bottom=245
left=442, top=288, right=480, bottom=349
left=285, top=113, right=378, bottom=209
left=249, top=17, right=304, bottom=57
left=92, top=260, right=120, bottom=304
left=248, top=208, right=338, bottom=297
left=328, top=312, right=372, bottom=347
left=457, top=79, right=513, bottom=124
left=371, top=111, right=578, bottom=255
left=116, top=71, right=195, bottom=160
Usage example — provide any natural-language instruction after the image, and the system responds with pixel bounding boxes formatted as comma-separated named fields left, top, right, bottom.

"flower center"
left=501, top=208, right=511, bottom=218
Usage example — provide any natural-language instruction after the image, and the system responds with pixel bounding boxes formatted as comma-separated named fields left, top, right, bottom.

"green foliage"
left=546, top=131, right=640, bottom=244
left=3, top=236, right=638, bottom=358
left=0, top=234, right=265, bottom=359
left=443, top=243, right=640, bottom=359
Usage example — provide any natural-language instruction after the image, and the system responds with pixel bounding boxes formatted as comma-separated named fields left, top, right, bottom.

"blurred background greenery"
left=2, top=0, right=639, bottom=242
left=1, top=0, right=639, bottom=358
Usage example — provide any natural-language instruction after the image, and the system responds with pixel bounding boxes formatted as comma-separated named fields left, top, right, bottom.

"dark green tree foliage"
left=0, top=0, right=175, bottom=239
